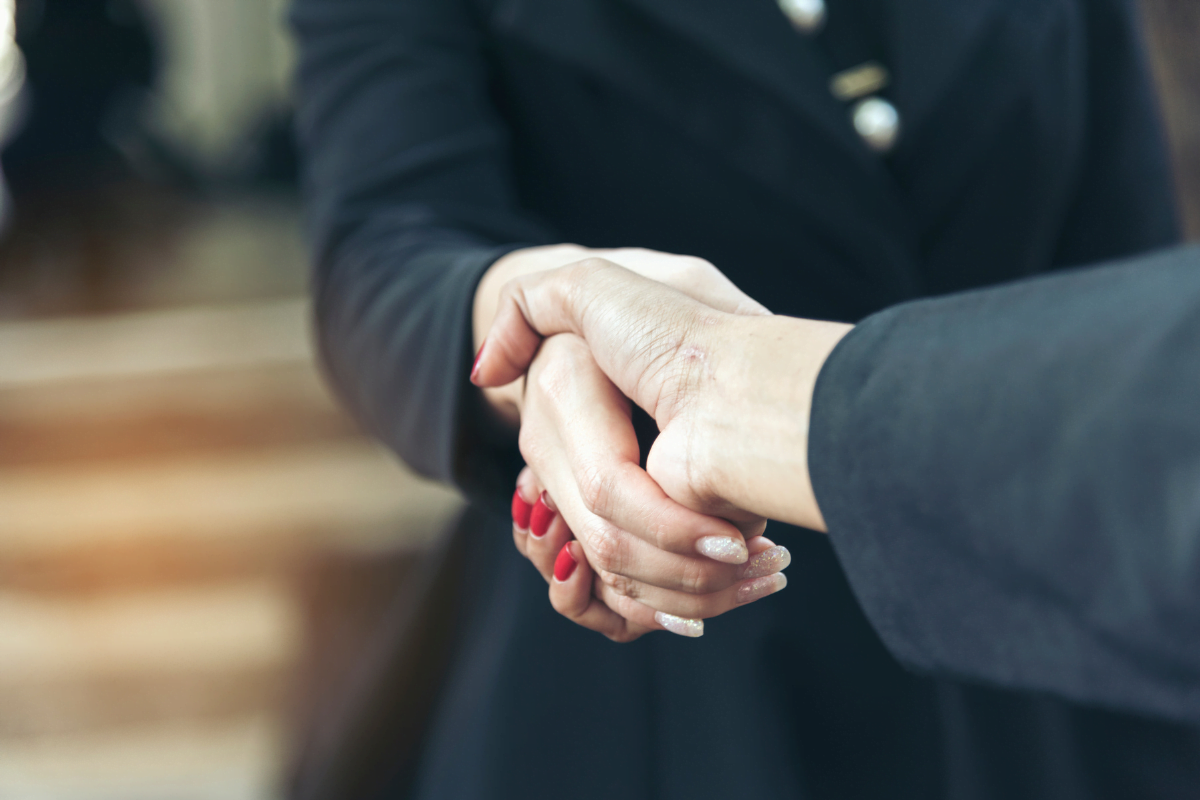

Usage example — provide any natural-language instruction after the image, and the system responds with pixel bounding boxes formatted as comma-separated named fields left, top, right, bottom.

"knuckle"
left=531, top=356, right=571, bottom=403
left=585, top=524, right=626, bottom=573
left=599, top=570, right=639, bottom=599
left=577, top=465, right=615, bottom=518
left=678, top=255, right=715, bottom=276
left=644, top=511, right=682, bottom=553
left=571, top=256, right=618, bottom=284
left=679, top=559, right=719, bottom=595
left=516, top=425, right=543, bottom=467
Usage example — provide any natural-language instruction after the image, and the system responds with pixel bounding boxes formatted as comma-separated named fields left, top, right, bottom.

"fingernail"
left=512, top=488, right=533, bottom=530
left=529, top=492, right=555, bottom=538
left=655, top=612, right=704, bottom=638
left=736, top=573, right=787, bottom=605
left=553, top=542, right=578, bottom=582
left=740, top=546, right=790, bottom=579
left=470, top=342, right=485, bottom=385
left=695, top=536, right=748, bottom=564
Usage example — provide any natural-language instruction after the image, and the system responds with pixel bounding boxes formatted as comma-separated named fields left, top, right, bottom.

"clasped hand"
left=471, top=247, right=824, bottom=640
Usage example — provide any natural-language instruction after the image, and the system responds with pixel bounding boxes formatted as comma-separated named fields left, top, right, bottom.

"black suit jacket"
left=291, top=0, right=1195, bottom=797
left=812, top=244, right=1200, bottom=727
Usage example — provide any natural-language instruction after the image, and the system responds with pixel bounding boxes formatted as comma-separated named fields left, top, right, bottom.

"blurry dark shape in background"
left=7, top=0, right=297, bottom=194
left=0, top=0, right=300, bottom=317
left=5, top=0, right=156, bottom=194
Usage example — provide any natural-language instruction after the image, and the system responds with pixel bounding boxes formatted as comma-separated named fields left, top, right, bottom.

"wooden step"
left=0, top=715, right=284, bottom=800
left=0, top=440, right=461, bottom=563
left=0, top=581, right=297, bottom=738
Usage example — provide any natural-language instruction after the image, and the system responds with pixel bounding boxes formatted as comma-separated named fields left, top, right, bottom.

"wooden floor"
left=0, top=195, right=461, bottom=800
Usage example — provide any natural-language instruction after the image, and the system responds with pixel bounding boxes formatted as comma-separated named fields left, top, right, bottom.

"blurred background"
left=0, top=1, right=1194, bottom=799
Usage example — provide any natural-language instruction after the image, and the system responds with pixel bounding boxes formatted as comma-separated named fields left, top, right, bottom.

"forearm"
left=315, top=229, right=523, bottom=494
left=808, top=245, right=1200, bottom=721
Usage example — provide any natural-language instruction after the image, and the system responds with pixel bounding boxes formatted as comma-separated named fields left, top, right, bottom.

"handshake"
left=470, top=245, right=852, bottom=641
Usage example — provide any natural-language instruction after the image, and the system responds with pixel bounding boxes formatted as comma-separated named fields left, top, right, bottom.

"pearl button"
left=852, top=97, right=900, bottom=153
left=778, top=0, right=826, bottom=34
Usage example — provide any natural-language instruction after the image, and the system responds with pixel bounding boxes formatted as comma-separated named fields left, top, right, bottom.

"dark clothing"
left=812, top=243, right=1200, bottom=727
left=290, top=0, right=1197, bottom=797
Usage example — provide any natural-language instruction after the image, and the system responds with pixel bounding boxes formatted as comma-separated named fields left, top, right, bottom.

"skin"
left=474, top=258, right=853, bottom=637
left=472, top=246, right=788, bottom=641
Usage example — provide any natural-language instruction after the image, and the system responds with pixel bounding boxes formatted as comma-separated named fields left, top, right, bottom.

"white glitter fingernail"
left=736, top=573, right=788, bottom=605
left=655, top=611, right=704, bottom=638
left=740, top=546, right=791, bottom=579
left=695, top=536, right=749, bottom=564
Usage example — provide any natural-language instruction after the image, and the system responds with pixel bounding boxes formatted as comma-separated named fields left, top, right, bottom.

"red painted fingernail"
left=470, top=342, right=485, bottom=384
left=511, top=489, right=533, bottom=530
left=553, top=542, right=578, bottom=582
left=529, top=492, right=556, bottom=538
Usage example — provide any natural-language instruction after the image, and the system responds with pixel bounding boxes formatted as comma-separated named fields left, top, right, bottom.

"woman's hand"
left=504, top=333, right=792, bottom=642
left=470, top=245, right=784, bottom=641
left=474, top=258, right=853, bottom=531
left=472, top=245, right=770, bottom=427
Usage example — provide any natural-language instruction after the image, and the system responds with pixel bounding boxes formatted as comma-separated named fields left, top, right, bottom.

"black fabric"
left=291, top=0, right=1196, bottom=797
left=811, top=244, right=1200, bottom=726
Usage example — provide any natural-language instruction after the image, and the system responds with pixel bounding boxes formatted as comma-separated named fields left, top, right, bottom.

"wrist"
left=692, top=314, right=851, bottom=530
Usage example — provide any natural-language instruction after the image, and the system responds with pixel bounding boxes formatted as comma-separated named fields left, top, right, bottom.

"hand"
left=472, top=245, right=770, bottom=427
left=504, top=333, right=792, bottom=642
left=470, top=245, right=782, bottom=641
left=474, top=258, right=853, bottom=530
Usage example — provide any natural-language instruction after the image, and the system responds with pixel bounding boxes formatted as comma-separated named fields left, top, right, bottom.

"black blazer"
left=812, top=243, right=1200, bottom=727
left=291, top=0, right=1195, bottom=797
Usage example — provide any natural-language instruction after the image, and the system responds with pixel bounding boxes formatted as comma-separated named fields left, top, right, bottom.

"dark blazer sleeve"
left=809, top=244, right=1200, bottom=724
left=290, top=0, right=552, bottom=506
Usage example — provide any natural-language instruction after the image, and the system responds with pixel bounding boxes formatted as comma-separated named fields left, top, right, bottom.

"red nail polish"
left=470, top=343, right=485, bottom=384
left=553, top=542, right=578, bottom=582
left=512, top=489, right=533, bottom=530
left=529, top=493, right=556, bottom=538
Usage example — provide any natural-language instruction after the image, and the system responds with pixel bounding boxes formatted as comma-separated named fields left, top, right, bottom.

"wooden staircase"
left=0, top=295, right=460, bottom=799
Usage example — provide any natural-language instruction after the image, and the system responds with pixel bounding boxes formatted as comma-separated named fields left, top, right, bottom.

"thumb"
left=472, top=259, right=713, bottom=420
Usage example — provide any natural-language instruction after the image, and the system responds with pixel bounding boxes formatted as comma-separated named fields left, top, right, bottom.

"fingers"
left=532, top=440, right=755, bottom=593
left=594, top=536, right=791, bottom=619
left=473, top=258, right=712, bottom=400
left=522, top=335, right=751, bottom=563
left=527, top=455, right=751, bottom=594
left=518, top=481, right=789, bottom=639
left=528, top=496, right=790, bottom=638
left=511, top=466, right=538, bottom=560
left=547, top=540, right=658, bottom=643
left=513, top=469, right=576, bottom=584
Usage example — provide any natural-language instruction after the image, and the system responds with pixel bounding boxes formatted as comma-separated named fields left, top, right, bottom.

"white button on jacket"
left=778, top=0, right=826, bottom=34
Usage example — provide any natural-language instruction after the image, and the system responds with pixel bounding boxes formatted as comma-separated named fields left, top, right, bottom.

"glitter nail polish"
left=695, top=535, right=749, bottom=564
left=740, top=546, right=791, bottom=579
left=655, top=611, right=704, bottom=638
left=736, top=573, right=788, bottom=605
